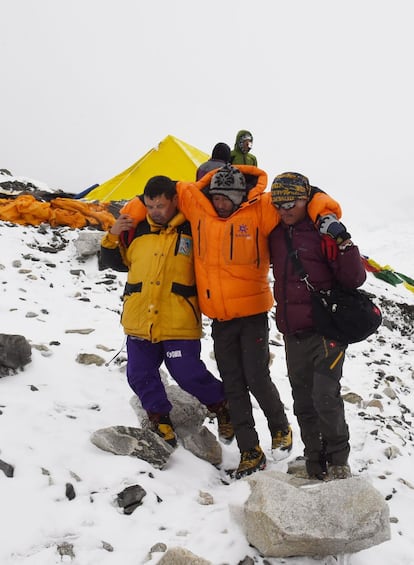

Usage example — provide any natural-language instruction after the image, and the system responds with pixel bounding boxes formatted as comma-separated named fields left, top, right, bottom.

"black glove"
left=318, top=214, right=351, bottom=244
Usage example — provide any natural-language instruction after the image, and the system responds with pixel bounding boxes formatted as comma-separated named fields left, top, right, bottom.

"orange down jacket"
left=121, top=165, right=342, bottom=321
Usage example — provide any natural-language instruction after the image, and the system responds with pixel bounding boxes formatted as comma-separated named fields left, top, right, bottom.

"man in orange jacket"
left=122, top=164, right=343, bottom=479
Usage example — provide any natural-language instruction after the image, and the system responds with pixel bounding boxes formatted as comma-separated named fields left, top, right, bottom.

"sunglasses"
left=273, top=200, right=298, bottom=210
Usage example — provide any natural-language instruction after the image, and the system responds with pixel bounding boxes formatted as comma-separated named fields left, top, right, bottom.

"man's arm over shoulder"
left=120, top=196, right=146, bottom=223
left=307, top=188, right=342, bottom=222
left=176, top=172, right=216, bottom=218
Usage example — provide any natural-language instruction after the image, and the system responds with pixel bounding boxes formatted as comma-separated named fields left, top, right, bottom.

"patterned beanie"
left=271, top=172, right=310, bottom=205
left=209, top=165, right=247, bottom=207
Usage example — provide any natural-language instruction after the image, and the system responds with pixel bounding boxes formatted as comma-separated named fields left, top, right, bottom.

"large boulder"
left=231, top=470, right=390, bottom=558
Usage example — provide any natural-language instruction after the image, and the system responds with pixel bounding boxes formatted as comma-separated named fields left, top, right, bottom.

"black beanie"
left=211, top=142, right=231, bottom=163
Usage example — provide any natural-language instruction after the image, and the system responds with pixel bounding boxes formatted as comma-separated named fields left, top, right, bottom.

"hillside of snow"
left=0, top=188, right=413, bottom=564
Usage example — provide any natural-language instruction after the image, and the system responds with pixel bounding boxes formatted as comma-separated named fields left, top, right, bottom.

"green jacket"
left=230, top=129, right=257, bottom=166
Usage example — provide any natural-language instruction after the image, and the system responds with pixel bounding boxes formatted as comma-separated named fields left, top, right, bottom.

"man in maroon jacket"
left=269, top=172, right=366, bottom=481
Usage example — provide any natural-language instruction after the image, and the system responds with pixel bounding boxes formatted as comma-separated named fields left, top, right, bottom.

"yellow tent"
left=85, top=135, right=209, bottom=202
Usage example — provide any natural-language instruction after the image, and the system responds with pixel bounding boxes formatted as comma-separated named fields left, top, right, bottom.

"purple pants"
left=126, top=336, right=225, bottom=414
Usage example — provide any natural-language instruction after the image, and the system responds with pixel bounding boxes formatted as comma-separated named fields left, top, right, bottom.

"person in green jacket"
left=230, top=130, right=257, bottom=166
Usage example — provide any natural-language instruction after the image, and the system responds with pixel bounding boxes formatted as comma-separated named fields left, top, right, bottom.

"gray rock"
left=182, top=426, right=222, bottom=466
left=384, top=445, right=402, bottom=459
left=56, top=542, right=75, bottom=559
left=156, top=547, right=212, bottom=564
left=0, top=458, right=14, bottom=477
left=0, top=333, right=31, bottom=371
left=130, top=377, right=208, bottom=437
left=76, top=353, right=105, bottom=366
left=231, top=470, right=390, bottom=558
left=74, top=231, right=103, bottom=258
left=149, top=542, right=167, bottom=555
left=116, top=484, right=146, bottom=515
left=90, top=426, right=173, bottom=469
left=382, top=386, right=397, bottom=400
left=130, top=378, right=222, bottom=465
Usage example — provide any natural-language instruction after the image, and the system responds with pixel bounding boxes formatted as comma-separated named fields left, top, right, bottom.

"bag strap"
left=284, top=228, right=315, bottom=292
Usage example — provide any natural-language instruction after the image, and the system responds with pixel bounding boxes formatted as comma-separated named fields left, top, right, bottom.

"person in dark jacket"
left=196, top=142, right=231, bottom=181
left=269, top=172, right=366, bottom=481
left=230, top=130, right=257, bottom=166
left=100, top=176, right=234, bottom=448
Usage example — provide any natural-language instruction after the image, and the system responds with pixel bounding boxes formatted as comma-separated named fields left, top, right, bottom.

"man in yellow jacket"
left=100, top=176, right=233, bottom=448
left=122, top=164, right=343, bottom=478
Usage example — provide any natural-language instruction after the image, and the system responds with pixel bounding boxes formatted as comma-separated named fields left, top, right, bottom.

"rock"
left=231, top=470, right=390, bottom=558
left=384, top=445, right=402, bottom=459
left=198, top=491, right=214, bottom=505
left=0, top=334, right=31, bottom=372
left=364, top=398, right=384, bottom=411
left=74, top=231, right=103, bottom=258
left=156, top=547, right=212, bottom=564
left=0, top=458, right=14, bottom=477
left=56, top=542, right=75, bottom=559
left=130, top=376, right=222, bottom=465
left=102, top=541, right=114, bottom=552
left=65, top=483, right=76, bottom=500
left=76, top=353, right=105, bottom=366
left=149, top=542, right=167, bottom=555
left=342, top=392, right=363, bottom=405
left=382, top=386, right=397, bottom=400
left=131, top=377, right=208, bottom=437
left=90, top=426, right=173, bottom=469
left=116, top=484, right=146, bottom=515
left=182, top=426, right=222, bottom=466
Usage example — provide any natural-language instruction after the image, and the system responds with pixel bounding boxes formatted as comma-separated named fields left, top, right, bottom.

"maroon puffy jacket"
left=269, top=217, right=366, bottom=336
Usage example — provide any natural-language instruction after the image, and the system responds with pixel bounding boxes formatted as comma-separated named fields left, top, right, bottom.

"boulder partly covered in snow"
left=231, top=470, right=390, bottom=558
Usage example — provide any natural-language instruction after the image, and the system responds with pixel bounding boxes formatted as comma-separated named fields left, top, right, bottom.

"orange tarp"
left=0, top=195, right=115, bottom=231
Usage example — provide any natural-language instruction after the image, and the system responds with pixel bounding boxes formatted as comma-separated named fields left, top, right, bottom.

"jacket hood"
left=234, top=130, right=253, bottom=151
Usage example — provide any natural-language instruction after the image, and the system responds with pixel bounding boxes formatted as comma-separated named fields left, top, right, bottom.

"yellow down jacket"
left=121, top=165, right=342, bottom=322
left=101, top=212, right=201, bottom=342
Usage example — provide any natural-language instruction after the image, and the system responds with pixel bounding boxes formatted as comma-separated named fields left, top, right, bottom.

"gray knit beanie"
left=209, top=165, right=247, bottom=207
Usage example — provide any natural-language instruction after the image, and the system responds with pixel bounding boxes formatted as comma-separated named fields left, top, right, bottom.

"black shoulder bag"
left=284, top=231, right=382, bottom=344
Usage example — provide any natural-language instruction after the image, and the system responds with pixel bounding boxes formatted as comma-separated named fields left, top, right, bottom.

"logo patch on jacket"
left=178, top=235, right=192, bottom=256
left=236, top=223, right=249, bottom=237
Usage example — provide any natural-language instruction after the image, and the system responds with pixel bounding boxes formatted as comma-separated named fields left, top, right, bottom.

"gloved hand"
left=320, top=234, right=338, bottom=261
left=318, top=214, right=351, bottom=244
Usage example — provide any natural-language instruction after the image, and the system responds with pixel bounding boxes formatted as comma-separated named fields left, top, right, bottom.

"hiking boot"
left=235, top=446, right=266, bottom=479
left=271, top=425, right=293, bottom=461
left=327, top=464, right=352, bottom=480
left=210, top=401, right=235, bottom=444
left=148, top=413, right=177, bottom=448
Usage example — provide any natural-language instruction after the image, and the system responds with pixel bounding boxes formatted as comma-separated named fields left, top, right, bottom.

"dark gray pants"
left=284, top=332, right=349, bottom=475
left=212, top=313, right=288, bottom=452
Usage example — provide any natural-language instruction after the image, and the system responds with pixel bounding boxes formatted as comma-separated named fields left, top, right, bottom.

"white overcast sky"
left=2, top=0, right=413, bottom=217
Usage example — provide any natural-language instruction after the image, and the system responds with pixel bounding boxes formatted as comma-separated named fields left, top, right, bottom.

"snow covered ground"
left=0, top=207, right=413, bottom=564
